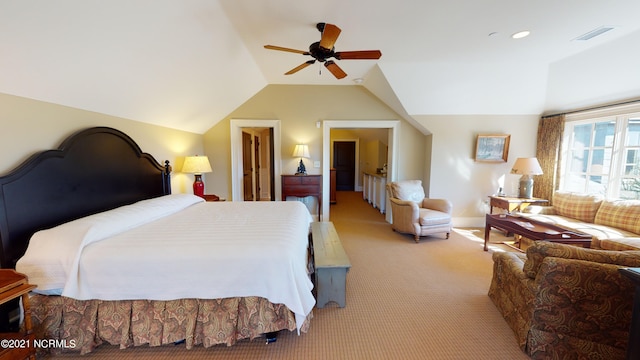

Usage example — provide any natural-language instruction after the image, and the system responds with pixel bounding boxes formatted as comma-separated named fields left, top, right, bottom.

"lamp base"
left=193, top=174, right=205, bottom=198
left=295, top=159, right=307, bottom=176
left=518, top=175, right=534, bottom=198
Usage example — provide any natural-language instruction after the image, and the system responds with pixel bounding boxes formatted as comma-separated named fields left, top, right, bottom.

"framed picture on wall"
left=475, top=134, right=510, bottom=162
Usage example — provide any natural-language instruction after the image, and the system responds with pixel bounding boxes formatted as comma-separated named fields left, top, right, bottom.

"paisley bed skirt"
left=30, top=295, right=311, bottom=355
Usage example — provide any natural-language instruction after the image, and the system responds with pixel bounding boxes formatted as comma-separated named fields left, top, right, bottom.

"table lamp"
left=182, top=155, right=212, bottom=197
left=511, top=157, right=543, bottom=198
left=293, top=144, right=310, bottom=175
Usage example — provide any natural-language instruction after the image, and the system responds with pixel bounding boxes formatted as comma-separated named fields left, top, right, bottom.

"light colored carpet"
left=47, top=192, right=528, bottom=359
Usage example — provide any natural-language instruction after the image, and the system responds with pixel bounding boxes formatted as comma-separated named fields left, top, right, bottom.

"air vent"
left=574, top=26, right=616, bottom=41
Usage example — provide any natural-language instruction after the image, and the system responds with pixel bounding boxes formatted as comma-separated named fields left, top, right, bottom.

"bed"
left=0, top=127, right=315, bottom=354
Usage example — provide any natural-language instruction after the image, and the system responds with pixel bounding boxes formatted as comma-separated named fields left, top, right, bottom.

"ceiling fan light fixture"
left=511, top=30, right=530, bottom=39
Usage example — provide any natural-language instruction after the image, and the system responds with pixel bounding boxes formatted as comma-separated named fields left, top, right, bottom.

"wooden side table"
left=488, top=195, right=548, bottom=213
left=202, top=194, right=224, bottom=202
left=281, top=175, right=322, bottom=220
left=0, top=270, right=37, bottom=360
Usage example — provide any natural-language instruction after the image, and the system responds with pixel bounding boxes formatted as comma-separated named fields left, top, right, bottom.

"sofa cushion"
left=418, top=208, right=451, bottom=226
left=519, top=213, right=637, bottom=240
left=597, top=238, right=640, bottom=251
left=594, top=199, right=640, bottom=234
left=552, top=191, right=603, bottom=223
left=523, top=241, right=640, bottom=279
left=388, top=180, right=425, bottom=203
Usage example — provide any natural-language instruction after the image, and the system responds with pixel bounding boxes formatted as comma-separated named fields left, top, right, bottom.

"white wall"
left=545, top=30, right=640, bottom=113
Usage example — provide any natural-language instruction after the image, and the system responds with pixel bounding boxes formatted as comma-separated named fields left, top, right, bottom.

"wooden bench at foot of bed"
left=311, top=222, right=351, bottom=308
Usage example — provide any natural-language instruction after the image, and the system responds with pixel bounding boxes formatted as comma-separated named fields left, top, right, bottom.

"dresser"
left=0, top=270, right=37, bottom=360
left=281, top=175, right=322, bottom=220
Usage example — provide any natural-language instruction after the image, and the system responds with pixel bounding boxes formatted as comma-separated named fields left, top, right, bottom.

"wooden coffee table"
left=484, top=213, right=593, bottom=251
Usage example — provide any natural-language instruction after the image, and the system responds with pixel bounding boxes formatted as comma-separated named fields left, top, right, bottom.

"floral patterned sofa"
left=521, top=191, right=640, bottom=251
left=489, top=241, right=640, bottom=359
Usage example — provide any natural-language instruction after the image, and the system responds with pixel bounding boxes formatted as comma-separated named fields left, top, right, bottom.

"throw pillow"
left=594, top=199, right=640, bottom=234
left=552, top=191, right=603, bottom=223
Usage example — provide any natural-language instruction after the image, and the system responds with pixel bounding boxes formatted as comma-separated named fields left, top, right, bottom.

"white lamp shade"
left=182, top=156, right=212, bottom=174
left=292, top=144, right=310, bottom=158
left=511, top=157, right=543, bottom=175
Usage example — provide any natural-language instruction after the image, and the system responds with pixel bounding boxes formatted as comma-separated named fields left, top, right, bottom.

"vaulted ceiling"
left=1, top=0, right=640, bottom=133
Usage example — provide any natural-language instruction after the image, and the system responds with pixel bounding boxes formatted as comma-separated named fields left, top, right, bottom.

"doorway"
left=322, top=120, right=400, bottom=222
left=231, top=119, right=281, bottom=201
left=333, top=141, right=356, bottom=191
left=242, top=132, right=253, bottom=200
left=241, top=129, right=273, bottom=201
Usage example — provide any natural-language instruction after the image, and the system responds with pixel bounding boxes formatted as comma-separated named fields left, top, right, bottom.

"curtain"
left=534, top=115, right=565, bottom=203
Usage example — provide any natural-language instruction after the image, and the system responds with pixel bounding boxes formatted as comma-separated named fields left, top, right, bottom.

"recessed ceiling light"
left=512, top=30, right=530, bottom=39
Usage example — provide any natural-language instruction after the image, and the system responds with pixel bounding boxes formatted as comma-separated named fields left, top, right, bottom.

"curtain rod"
left=542, top=98, right=640, bottom=119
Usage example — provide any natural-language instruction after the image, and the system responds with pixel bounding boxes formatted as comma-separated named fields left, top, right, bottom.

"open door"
left=268, top=128, right=275, bottom=200
left=242, top=132, right=253, bottom=201
left=254, top=134, right=260, bottom=200
left=231, top=120, right=281, bottom=202
left=240, top=128, right=275, bottom=201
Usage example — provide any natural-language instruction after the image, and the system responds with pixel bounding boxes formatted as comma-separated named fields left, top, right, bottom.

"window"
left=620, top=118, right=640, bottom=198
left=561, top=104, right=640, bottom=199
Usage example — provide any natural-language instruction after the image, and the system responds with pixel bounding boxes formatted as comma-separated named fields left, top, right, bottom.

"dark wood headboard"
left=0, top=127, right=171, bottom=268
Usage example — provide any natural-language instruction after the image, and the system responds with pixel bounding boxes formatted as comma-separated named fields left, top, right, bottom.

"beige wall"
left=415, top=114, right=540, bottom=226
left=0, top=93, right=203, bottom=194
left=202, top=85, right=428, bottom=204
left=1, top=90, right=539, bottom=227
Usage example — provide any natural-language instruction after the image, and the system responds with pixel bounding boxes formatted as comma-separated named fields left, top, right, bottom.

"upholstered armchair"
left=489, top=241, right=640, bottom=359
left=386, top=180, right=453, bottom=242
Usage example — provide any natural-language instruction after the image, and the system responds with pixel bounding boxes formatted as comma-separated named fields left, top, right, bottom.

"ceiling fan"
left=264, top=23, right=382, bottom=79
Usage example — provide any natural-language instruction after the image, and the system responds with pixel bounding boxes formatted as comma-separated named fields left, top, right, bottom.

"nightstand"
left=0, top=270, right=37, bottom=360
left=202, top=194, right=225, bottom=201
left=281, top=175, right=322, bottom=220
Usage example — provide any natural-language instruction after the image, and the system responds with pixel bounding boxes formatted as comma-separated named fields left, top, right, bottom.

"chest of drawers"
left=281, top=175, right=322, bottom=220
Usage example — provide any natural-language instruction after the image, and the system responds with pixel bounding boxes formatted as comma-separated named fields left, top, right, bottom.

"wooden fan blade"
left=324, top=60, right=347, bottom=79
left=285, top=60, right=316, bottom=75
left=264, top=45, right=309, bottom=55
left=319, top=23, right=341, bottom=50
left=334, top=50, right=382, bottom=60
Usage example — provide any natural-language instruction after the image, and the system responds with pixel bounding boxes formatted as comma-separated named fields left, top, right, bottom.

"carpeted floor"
left=46, top=191, right=528, bottom=359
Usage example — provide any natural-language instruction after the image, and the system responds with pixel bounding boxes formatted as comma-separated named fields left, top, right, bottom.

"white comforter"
left=16, top=194, right=315, bottom=331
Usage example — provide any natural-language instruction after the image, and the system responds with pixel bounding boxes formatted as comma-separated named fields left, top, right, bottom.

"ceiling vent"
left=574, top=26, right=616, bottom=41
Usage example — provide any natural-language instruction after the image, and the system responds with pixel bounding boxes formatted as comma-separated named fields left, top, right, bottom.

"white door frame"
left=230, top=119, right=281, bottom=201
left=323, top=120, right=400, bottom=221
